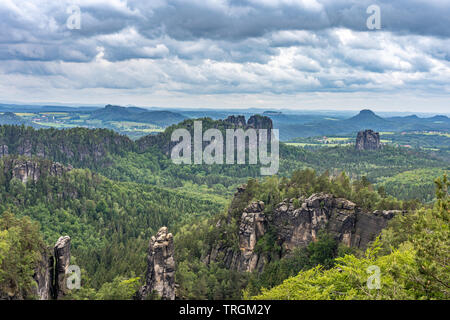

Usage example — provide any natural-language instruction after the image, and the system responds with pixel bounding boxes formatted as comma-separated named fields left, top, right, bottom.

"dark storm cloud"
left=0, top=0, right=448, bottom=103
left=1, top=0, right=449, bottom=63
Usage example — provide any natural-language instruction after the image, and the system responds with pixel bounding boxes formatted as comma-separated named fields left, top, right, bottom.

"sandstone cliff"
left=138, top=227, right=176, bottom=300
left=0, top=126, right=133, bottom=168
left=0, top=144, right=8, bottom=157
left=52, top=236, right=71, bottom=299
left=137, top=115, right=274, bottom=155
left=0, top=235, right=72, bottom=300
left=1, top=157, right=72, bottom=184
left=12, top=159, right=71, bottom=183
left=205, top=189, right=400, bottom=273
left=33, top=236, right=72, bottom=300
left=355, top=129, right=381, bottom=150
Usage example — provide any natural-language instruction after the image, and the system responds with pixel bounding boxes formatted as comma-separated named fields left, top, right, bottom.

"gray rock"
left=138, top=227, right=176, bottom=300
left=207, top=191, right=398, bottom=273
left=33, top=250, right=53, bottom=300
left=355, top=129, right=381, bottom=150
left=10, top=159, right=70, bottom=184
left=53, top=236, right=71, bottom=299
left=0, top=145, right=8, bottom=157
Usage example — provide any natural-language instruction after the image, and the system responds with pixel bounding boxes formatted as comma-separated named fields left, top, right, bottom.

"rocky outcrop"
left=206, top=192, right=400, bottom=273
left=8, top=159, right=71, bottom=184
left=52, top=236, right=71, bottom=300
left=224, top=115, right=246, bottom=127
left=223, top=114, right=273, bottom=131
left=236, top=201, right=267, bottom=272
left=0, top=126, right=133, bottom=168
left=138, top=227, right=176, bottom=300
left=355, top=129, right=381, bottom=150
left=247, top=115, right=273, bottom=131
left=272, top=194, right=357, bottom=251
left=0, top=145, right=8, bottom=157
left=33, top=251, right=53, bottom=300
left=0, top=235, right=72, bottom=300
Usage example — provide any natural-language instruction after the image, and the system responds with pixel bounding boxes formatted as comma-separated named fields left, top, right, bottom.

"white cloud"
left=0, top=0, right=449, bottom=112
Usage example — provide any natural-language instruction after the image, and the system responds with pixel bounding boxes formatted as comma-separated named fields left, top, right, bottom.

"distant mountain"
left=345, top=109, right=389, bottom=126
left=90, top=105, right=187, bottom=127
left=263, top=111, right=282, bottom=116
left=278, top=109, right=450, bottom=140
left=0, top=112, right=42, bottom=128
left=0, top=103, right=99, bottom=112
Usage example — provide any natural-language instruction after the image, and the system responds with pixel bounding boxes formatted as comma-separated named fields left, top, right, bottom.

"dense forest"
left=0, top=118, right=448, bottom=300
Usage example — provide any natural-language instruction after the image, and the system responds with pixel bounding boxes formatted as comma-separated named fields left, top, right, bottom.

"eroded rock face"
left=33, top=250, right=53, bottom=300
left=53, top=236, right=71, bottom=300
left=138, top=227, right=175, bottom=300
left=10, top=159, right=71, bottom=183
left=206, top=191, right=399, bottom=273
left=1, top=235, right=72, bottom=300
left=355, top=129, right=381, bottom=150
left=247, top=115, right=273, bottom=130
left=238, top=201, right=267, bottom=272
left=0, top=145, right=8, bottom=157
left=272, top=194, right=357, bottom=251
left=224, top=115, right=247, bottom=127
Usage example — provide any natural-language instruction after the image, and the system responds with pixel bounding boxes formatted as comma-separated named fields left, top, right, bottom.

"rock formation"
left=247, top=115, right=273, bottom=131
left=5, top=158, right=71, bottom=184
left=206, top=191, right=401, bottom=273
left=0, top=235, right=72, bottom=300
left=52, top=236, right=71, bottom=299
left=0, top=145, right=8, bottom=157
left=237, top=201, right=267, bottom=272
left=137, top=114, right=274, bottom=155
left=355, top=129, right=381, bottom=150
left=33, top=251, right=53, bottom=300
left=138, top=227, right=176, bottom=300
left=224, top=115, right=247, bottom=127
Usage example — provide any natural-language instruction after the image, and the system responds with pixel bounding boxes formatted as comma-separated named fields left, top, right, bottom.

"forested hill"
left=0, top=156, right=224, bottom=291
left=0, top=112, right=42, bottom=128
left=91, top=104, right=187, bottom=127
left=276, top=109, right=450, bottom=139
left=0, top=120, right=447, bottom=203
left=0, top=125, right=134, bottom=168
left=135, top=114, right=273, bottom=154
left=0, top=119, right=448, bottom=300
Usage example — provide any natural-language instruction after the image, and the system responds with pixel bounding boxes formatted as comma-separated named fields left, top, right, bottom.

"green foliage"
left=249, top=239, right=418, bottom=300
left=0, top=157, right=223, bottom=289
left=250, top=174, right=449, bottom=300
left=95, top=277, right=141, bottom=300
left=0, top=211, right=46, bottom=299
left=246, top=234, right=339, bottom=296
left=67, top=276, right=141, bottom=300
left=408, top=174, right=449, bottom=299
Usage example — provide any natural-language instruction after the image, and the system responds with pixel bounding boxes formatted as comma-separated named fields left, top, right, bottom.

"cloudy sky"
left=0, top=0, right=449, bottom=112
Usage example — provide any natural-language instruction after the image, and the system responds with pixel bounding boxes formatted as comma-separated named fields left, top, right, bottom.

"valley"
left=0, top=106, right=448, bottom=301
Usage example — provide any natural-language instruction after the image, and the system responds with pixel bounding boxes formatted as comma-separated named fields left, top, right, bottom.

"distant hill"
left=0, top=112, right=42, bottom=128
left=90, top=105, right=187, bottom=127
left=345, top=109, right=390, bottom=126
left=275, top=109, right=450, bottom=140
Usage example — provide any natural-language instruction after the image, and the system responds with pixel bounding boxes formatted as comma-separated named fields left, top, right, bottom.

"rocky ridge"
left=8, top=159, right=72, bottom=183
left=205, top=186, right=401, bottom=273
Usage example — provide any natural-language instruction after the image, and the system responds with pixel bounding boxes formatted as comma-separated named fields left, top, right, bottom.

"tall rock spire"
left=138, top=227, right=176, bottom=300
